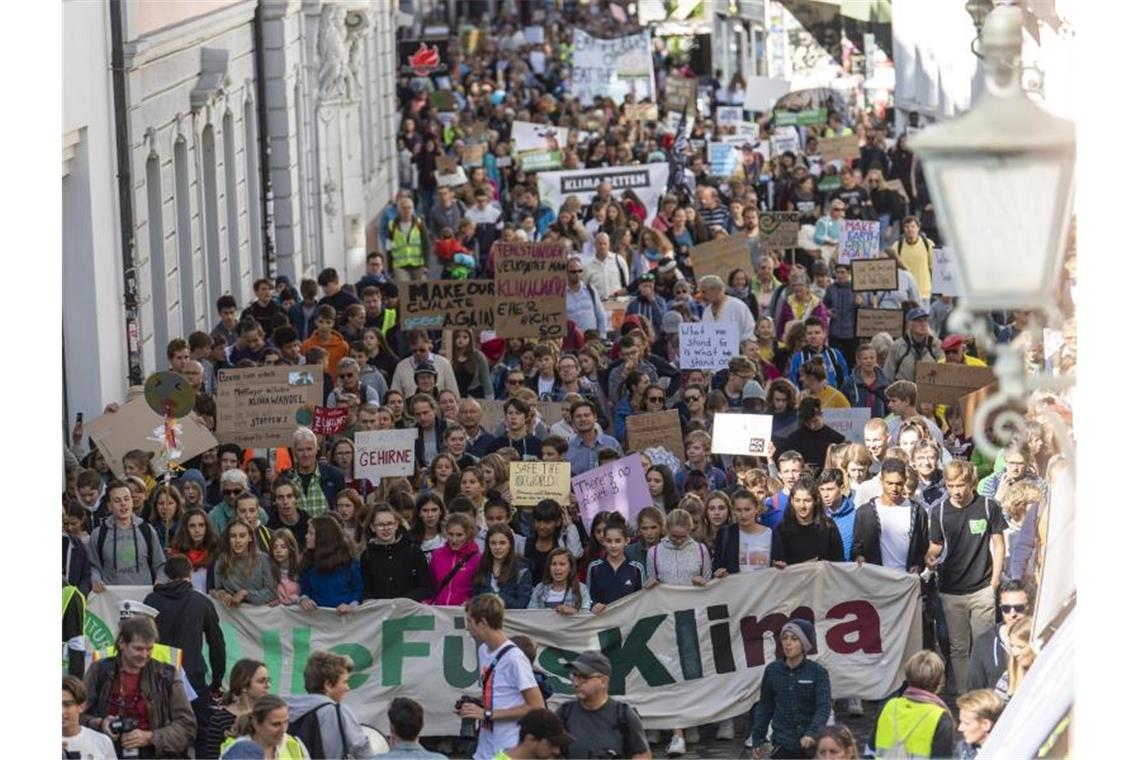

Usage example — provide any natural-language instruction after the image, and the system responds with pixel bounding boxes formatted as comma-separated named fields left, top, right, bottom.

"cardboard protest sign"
left=84, top=397, right=217, bottom=479
left=822, top=408, right=872, bottom=443
left=711, top=413, right=775, bottom=456
left=511, top=121, right=570, bottom=154
left=625, top=409, right=684, bottom=459
left=510, top=461, right=571, bottom=506
left=932, top=248, right=959, bottom=297
left=691, top=234, right=751, bottom=280
left=856, top=308, right=905, bottom=338
left=461, top=142, right=486, bottom=166
left=960, top=383, right=1000, bottom=439
left=399, top=280, right=497, bottom=331
left=744, top=76, right=791, bottom=112
left=216, top=365, right=324, bottom=448
left=469, top=120, right=488, bottom=140
left=518, top=149, right=563, bottom=172
left=757, top=211, right=801, bottom=248
left=851, top=258, right=899, bottom=292
left=665, top=76, right=698, bottom=113
left=434, top=158, right=468, bottom=188
left=679, top=322, right=740, bottom=371
left=819, top=134, right=861, bottom=163
left=312, top=407, right=350, bottom=437
left=838, top=220, right=882, bottom=264
left=916, top=361, right=997, bottom=406
left=354, top=429, right=417, bottom=482
left=571, top=453, right=653, bottom=523
left=493, top=242, right=567, bottom=340
left=627, top=103, right=659, bottom=122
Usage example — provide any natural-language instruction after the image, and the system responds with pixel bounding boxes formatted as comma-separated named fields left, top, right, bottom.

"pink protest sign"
left=571, top=453, right=652, bottom=524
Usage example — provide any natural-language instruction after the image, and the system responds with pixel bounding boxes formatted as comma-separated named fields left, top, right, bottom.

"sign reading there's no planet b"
left=712, top=413, right=775, bottom=457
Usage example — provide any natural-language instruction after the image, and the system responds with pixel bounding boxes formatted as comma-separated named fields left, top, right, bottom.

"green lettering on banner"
left=599, top=615, right=675, bottom=694
left=536, top=645, right=580, bottom=695
left=331, top=643, right=373, bottom=689
left=291, top=627, right=312, bottom=695
left=443, top=616, right=479, bottom=688
left=261, top=629, right=283, bottom=695
left=674, top=609, right=704, bottom=681
left=381, top=615, right=434, bottom=686
left=84, top=610, right=115, bottom=652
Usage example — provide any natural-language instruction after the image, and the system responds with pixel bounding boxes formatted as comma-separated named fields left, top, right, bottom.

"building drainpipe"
left=254, top=3, right=278, bottom=279
left=108, top=0, right=143, bottom=387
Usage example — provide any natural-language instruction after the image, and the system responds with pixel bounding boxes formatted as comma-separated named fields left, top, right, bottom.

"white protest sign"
left=711, top=413, right=775, bottom=456
left=529, top=51, right=546, bottom=74
left=572, top=29, right=656, bottom=103
left=524, top=25, right=544, bottom=44
left=770, top=126, right=800, bottom=155
left=821, top=407, right=872, bottom=443
left=511, top=121, right=570, bottom=153
left=716, top=106, right=744, bottom=129
left=537, top=163, right=670, bottom=221
left=679, top=322, right=739, bottom=371
left=744, top=76, right=791, bottom=112
left=838, top=220, right=882, bottom=265
left=931, top=247, right=959, bottom=297
left=707, top=142, right=740, bottom=177
left=354, top=429, right=417, bottom=482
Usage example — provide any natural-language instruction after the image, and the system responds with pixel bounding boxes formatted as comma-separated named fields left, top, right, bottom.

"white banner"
left=355, top=428, right=417, bottom=481
left=537, top=163, right=670, bottom=218
left=572, top=29, right=656, bottom=103
left=712, top=413, right=774, bottom=456
left=510, top=121, right=571, bottom=155
left=678, top=322, right=739, bottom=371
left=86, top=564, right=921, bottom=733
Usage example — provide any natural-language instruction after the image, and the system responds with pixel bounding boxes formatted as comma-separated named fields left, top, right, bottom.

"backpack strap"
left=140, top=523, right=157, bottom=583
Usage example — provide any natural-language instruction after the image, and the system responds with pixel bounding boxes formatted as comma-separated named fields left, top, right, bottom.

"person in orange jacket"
left=300, top=305, right=350, bottom=373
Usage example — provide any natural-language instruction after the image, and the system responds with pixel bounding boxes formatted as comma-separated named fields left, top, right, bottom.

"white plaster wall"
left=63, top=0, right=129, bottom=418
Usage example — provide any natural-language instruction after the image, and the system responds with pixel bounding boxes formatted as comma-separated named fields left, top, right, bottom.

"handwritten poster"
left=493, top=242, right=567, bottom=340
left=571, top=453, right=653, bottom=524
left=679, top=322, right=739, bottom=371
left=821, top=408, right=872, bottom=443
left=757, top=212, right=801, bottom=248
left=355, top=429, right=417, bottom=482
left=216, top=366, right=323, bottom=448
left=399, top=280, right=497, bottom=331
left=838, top=220, right=882, bottom=264
left=932, top=247, right=959, bottom=297
left=510, top=461, right=572, bottom=507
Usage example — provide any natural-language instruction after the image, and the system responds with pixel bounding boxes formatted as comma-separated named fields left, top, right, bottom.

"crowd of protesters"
left=61, top=3, right=1075, bottom=758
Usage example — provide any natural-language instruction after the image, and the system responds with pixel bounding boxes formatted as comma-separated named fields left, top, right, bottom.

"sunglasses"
left=685, top=395, right=701, bottom=402
left=647, top=396, right=665, bottom=402
left=507, top=379, right=523, bottom=385
left=223, top=489, right=244, bottom=496
left=1000, top=604, right=1027, bottom=614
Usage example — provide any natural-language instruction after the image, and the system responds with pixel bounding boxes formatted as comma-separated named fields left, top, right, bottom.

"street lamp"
left=912, top=2, right=1075, bottom=317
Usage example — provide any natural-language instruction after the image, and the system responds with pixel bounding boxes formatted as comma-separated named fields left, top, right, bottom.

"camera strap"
left=481, top=643, right=518, bottom=729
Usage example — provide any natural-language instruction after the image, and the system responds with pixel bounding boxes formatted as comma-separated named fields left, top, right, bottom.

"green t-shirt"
left=492, top=752, right=511, bottom=760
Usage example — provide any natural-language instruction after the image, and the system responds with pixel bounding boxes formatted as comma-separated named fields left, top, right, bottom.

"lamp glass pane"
left=932, top=158, right=1062, bottom=303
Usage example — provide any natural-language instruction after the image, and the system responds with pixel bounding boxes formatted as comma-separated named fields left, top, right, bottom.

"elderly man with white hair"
left=584, top=232, right=630, bottom=299
left=699, top=274, right=756, bottom=339
left=285, top=426, right=346, bottom=517
left=207, top=468, right=268, bottom=534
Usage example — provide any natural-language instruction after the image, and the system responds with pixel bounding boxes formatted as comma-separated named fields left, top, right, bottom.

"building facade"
left=62, top=0, right=400, bottom=424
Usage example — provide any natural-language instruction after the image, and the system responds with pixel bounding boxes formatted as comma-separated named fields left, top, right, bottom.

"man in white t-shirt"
left=458, top=595, right=545, bottom=760
left=698, top=274, right=756, bottom=339
left=850, top=459, right=928, bottom=574
left=63, top=676, right=116, bottom=760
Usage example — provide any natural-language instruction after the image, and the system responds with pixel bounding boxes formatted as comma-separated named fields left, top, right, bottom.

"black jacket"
left=967, top=625, right=1007, bottom=691
left=64, top=534, right=92, bottom=595
left=849, top=499, right=929, bottom=571
left=360, top=534, right=434, bottom=601
left=414, top=419, right=449, bottom=469
left=144, top=579, right=227, bottom=692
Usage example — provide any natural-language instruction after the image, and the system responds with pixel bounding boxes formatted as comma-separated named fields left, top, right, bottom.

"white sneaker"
left=744, top=735, right=753, bottom=749
left=685, top=727, right=700, bottom=745
left=667, top=735, right=686, bottom=757
left=716, top=718, right=735, bottom=741
left=846, top=697, right=864, bottom=716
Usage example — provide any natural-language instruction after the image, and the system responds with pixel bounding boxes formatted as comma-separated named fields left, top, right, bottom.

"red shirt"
left=112, top=670, right=151, bottom=731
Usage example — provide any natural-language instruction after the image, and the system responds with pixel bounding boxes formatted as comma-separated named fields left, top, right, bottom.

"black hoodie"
left=360, top=533, right=434, bottom=601
left=144, top=579, right=226, bottom=692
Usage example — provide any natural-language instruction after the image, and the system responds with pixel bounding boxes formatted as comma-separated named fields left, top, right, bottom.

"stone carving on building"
left=323, top=176, right=339, bottom=217
left=317, top=5, right=353, bottom=102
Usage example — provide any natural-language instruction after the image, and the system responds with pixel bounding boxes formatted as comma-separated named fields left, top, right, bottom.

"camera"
left=454, top=695, right=484, bottom=739
left=109, top=717, right=140, bottom=759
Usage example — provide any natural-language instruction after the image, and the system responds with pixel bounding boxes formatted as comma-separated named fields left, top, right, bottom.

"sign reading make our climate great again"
left=88, top=565, right=920, bottom=734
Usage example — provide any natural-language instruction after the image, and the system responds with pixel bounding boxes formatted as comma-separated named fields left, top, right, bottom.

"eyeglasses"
left=568, top=269, right=583, bottom=274
left=1000, top=604, right=1027, bottom=614
left=339, top=373, right=356, bottom=379
left=684, top=395, right=701, bottom=402
left=568, top=671, right=602, bottom=682
left=647, top=396, right=665, bottom=403
left=507, top=379, right=523, bottom=385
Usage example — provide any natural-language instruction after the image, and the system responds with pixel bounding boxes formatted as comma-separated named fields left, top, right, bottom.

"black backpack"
left=556, top=699, right=638, bottom=758
left=289, top=702, right=347, bottom=759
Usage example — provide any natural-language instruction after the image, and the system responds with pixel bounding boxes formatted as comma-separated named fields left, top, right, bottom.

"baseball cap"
left=517, top=708, right=576, bottom=748
left=569, top=650, right=612, bottom=677
left=414, top=361, right=438, bottom=377
left=661, top=311, right=683, bottom=335
left=905, top=306, right=930, bottom=322
left=941, top=334, right=965, bottom=351
left=636, top=272, right=656, bottom=286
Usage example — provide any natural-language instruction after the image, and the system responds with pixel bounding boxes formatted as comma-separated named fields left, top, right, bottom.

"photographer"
left=80, top=616, right=197, bottom=758
left=457, top=594, right=545, bottom=760
left=555, top=651, right=651, bottom=759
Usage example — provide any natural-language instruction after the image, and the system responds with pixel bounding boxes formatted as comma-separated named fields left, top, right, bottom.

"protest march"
left=59, top=2, right=1078, bottom=759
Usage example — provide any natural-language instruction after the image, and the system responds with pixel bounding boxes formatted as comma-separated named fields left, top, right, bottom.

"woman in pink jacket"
left=427, top=512, right=482, bottom=605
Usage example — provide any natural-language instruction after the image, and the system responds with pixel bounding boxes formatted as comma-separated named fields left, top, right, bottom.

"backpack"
left=289, top=701, right=346, bottom=759
left=556, top=699, right=638, bottom=758
left=95, top=521, right=158, bottom=583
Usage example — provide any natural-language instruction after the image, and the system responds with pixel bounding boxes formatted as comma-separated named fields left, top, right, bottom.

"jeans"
left=940, top=586, right=996, bottom=694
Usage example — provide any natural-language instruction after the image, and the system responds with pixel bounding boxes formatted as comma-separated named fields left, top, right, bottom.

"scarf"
left=902, top=686, right=951, bottom=714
